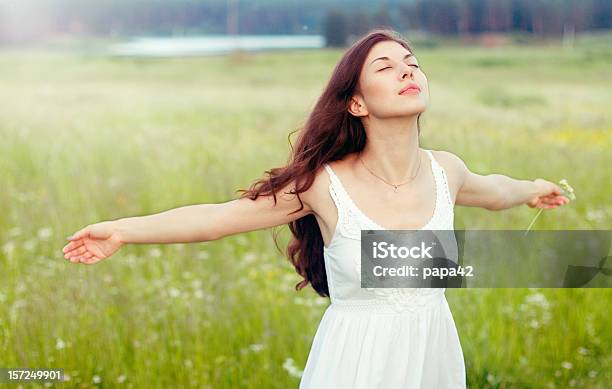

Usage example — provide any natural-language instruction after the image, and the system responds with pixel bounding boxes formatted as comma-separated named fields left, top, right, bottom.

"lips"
left=398, top=83, right=421, bottom=95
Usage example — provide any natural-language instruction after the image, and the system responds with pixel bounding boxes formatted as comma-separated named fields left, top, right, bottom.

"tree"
left=348, top=10, right=371, bottom=38
left=324, top=9, right=348, bottom=48
left=372, top=7, right=393, bottom=29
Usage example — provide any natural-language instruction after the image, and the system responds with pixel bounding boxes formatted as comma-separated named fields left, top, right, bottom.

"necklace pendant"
left=393, top=185, right=398, bottom=192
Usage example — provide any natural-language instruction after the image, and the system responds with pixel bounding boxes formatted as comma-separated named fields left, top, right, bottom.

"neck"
left=357, top=115, right=421, bottom=183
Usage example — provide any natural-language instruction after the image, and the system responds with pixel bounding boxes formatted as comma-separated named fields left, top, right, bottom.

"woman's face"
left=350, top=40, right=429, bottom=119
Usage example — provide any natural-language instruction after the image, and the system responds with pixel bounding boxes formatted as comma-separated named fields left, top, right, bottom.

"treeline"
left=406, top=0, right=609, bottom=35
left=326, top=0, right=610, bottom=46
left=0, top=0, right=609, bottom=44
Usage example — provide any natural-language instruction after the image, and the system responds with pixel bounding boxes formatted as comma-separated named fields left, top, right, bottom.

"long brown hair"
left=237, top=29, right=421, bottom=298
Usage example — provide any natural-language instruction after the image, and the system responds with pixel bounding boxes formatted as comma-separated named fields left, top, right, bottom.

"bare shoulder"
left=300, top=163, right=334, bottom=217
left=428, top=149, right=469, bottom=201
left=430, top=149, right=469, bottom=174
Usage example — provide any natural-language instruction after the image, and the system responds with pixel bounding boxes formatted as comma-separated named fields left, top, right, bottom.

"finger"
left=63, top=240, right=84, bottom=253
left=64, top=246, right=87, bottom=258
left=547, top=196, right=566, bottom=205
left=537, top=199, right=553, bottom=206
left=75, top=253, right=89, bottom=262
left=78, top=252, right=94, bottom=263
left=82, top=255, right=100, bottom=265
left=64, top=245, right=85, bottom=255
left=72, top=246, right=89, bottom=256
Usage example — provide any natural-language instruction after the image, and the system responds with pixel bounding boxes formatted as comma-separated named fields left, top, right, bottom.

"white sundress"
left=299, top=149, right=467, bottom=389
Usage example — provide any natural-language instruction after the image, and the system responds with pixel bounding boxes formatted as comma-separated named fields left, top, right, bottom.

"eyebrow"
left=369, top=53, right=414, bottom=67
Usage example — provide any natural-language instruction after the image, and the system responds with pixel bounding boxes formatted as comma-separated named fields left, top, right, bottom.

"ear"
left=348, top=95, right=368, bottom=117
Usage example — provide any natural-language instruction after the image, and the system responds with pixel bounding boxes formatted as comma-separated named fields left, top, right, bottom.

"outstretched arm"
left=62, top=181, right=312, bottom=264
left=437, top=151, right=571, bottom=211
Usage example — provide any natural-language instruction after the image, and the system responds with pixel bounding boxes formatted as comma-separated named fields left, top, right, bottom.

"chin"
left=396, top=105, right=428, bottom=117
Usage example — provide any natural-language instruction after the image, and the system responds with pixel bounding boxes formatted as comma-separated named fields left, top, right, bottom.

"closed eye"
left=377, top=64, right=419, bottom=72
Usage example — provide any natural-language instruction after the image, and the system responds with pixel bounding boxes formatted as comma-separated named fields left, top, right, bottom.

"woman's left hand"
left=527, top=178, right=571, bottom=209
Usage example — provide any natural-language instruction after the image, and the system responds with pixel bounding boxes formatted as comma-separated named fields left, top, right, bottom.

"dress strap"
left=323, top=163, right=348, bottom=222
left=323, top=163, right=339, bottom=185
left=423, top=149, right=454, bottom=208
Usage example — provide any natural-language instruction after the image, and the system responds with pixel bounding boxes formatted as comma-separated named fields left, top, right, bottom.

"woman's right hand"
left=62, top=221, right=124, bottom=264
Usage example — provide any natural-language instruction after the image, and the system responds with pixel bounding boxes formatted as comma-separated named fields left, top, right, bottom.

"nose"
left=400, top=63, right=415, bottom=80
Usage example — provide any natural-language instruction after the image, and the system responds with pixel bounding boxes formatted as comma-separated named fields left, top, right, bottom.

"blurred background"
left=0, top=0, right=610, bottom=388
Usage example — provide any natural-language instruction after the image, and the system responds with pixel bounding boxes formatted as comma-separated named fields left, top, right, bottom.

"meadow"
left=0, top=33, right=610, bottom=388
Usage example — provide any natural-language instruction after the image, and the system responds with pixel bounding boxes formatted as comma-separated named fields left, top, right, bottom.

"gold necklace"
left=358, top=150, right=422, bottom=193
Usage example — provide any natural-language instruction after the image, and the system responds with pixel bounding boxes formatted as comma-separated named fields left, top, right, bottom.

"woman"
left=62, top=29, right=570, bottom=388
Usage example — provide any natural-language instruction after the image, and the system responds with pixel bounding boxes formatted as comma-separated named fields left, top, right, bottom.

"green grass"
left=0, top=33, right=611, bottom=388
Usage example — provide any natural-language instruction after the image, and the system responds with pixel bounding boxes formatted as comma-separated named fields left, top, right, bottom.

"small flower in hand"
left=526, top=178, right=572, bottom=209
left=558, top=179, right=576, bottom=200
left=524, top=178, right=575, bottom=235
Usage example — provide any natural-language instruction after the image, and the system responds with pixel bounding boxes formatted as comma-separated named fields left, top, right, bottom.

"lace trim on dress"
left=439, top=167, right=454, bottom=208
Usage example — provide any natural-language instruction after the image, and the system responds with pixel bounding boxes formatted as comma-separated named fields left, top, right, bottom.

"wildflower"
left=191, top=280, right=203, bottom=288
left=2, top=241, right=15, bottom=256
left=148, top=248, right=162, bottom=258
left=37, top=227, right=53, bottom=240
left=586, top=209, right=605, bottom=221
left=486, top=373, right=498, bottom=384
left=249, top=343, right=265, bottom=352
left=168, top=287, right=181, bottom=298
left=197, top=250, right=210, bottom=260
left=525, top=178, right=576, bottom=235
left=56, top=338, right=66, bottom=350
left=242, top=252, right=258, bottom=263
left=282, top=357, right=304, bottom=378
left=23, top=239, right=36, bottom=251
left=558, top=179, right=576, bottom=200
left=525, top=292, right=551, bottom=309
